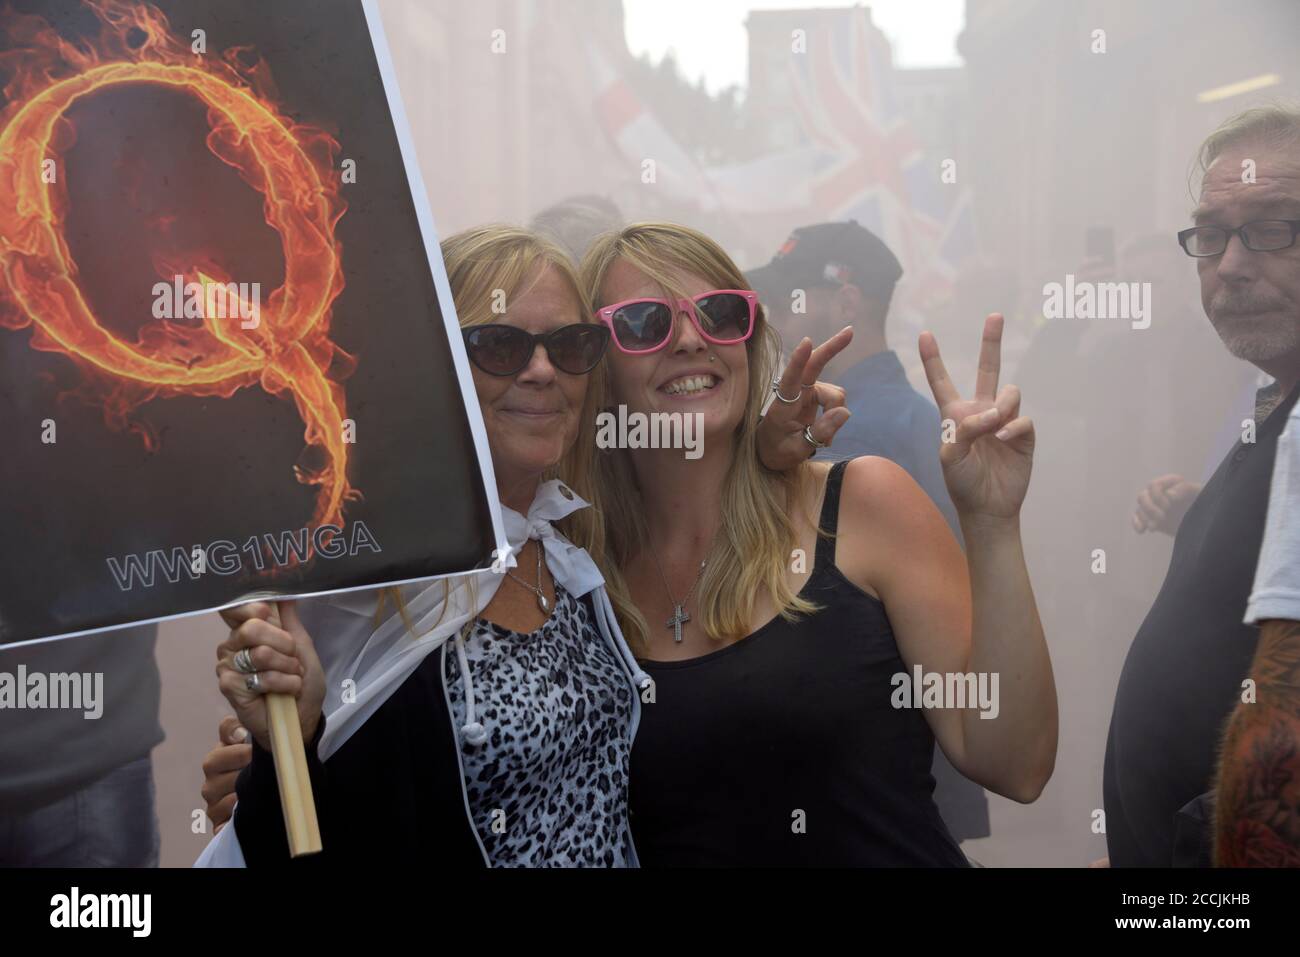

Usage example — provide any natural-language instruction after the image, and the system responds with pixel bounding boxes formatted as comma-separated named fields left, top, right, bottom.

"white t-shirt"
left=1245, top=398, right=1300, bottom=624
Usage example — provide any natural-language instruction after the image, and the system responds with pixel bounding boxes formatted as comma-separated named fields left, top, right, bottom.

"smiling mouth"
left=661, top=374, right=719, bottom=396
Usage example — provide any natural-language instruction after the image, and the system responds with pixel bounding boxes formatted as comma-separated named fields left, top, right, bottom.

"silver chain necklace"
left=506, top=540, right=550, bottom=613
left=650, top=537, right=714, bottom=643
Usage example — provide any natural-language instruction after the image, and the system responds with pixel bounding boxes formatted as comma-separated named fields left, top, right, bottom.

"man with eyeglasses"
left=1103, top=106, right=1300, bottom=867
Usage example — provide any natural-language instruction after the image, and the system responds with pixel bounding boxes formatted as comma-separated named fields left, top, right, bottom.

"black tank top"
left=629, top=459, right=969, bottom=866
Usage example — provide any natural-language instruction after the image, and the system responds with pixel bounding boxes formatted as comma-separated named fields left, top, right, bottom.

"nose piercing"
left=708, top=354, right=716, bottom=362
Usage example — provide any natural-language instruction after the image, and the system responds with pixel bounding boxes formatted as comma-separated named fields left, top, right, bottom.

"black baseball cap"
left=747, top=220, right=903, bottom=310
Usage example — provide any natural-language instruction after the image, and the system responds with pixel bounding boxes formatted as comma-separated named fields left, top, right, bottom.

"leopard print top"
left=445, top=580, right=635, bottom=867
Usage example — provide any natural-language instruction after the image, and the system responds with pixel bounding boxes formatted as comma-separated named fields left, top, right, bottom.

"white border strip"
left=361, top=0, right=504, bottom=545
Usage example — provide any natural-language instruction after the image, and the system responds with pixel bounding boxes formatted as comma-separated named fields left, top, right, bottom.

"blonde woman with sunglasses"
left=202, top=226, right=647, bottom=867
left=197, top=224, right=847, bottom=867
left=580, top=222, right=1058, bottom=866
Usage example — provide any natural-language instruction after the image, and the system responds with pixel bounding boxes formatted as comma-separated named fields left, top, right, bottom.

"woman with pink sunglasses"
left=195, top=224, right=850, bottom=866
left=580, top=222, right=1058, bottom=865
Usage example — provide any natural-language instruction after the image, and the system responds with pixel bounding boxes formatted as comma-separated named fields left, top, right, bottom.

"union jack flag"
left=786, top=8, right=974, bottom=304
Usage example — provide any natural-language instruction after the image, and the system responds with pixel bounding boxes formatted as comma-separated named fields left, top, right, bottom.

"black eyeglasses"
left=462, top=323, right=609, bottom=377
left=1177, top=220, right=1300, bottom=257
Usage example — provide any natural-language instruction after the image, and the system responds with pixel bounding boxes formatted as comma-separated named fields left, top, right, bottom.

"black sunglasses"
left=462, top=323, right=609, bottom=377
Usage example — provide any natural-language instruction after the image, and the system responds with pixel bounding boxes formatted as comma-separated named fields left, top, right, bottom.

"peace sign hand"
left=920, top=314, right=1034, bottom=522
left=756, top=326, right=854, bottom=471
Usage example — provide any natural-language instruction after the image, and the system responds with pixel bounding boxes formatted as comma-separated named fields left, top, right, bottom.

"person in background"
left=1110, top=233, right=1259, bottom=539
left=0, top=623, right=162, bottom=866
left=530, top=194, right=625, bottom=265
left=749, top=220, right=991, bottom=844
left=751, top=221, right=960, bottom=535
left=1215, top=389, right=1300, bottom=866
left=1103, top=105, right=1300, bottom=867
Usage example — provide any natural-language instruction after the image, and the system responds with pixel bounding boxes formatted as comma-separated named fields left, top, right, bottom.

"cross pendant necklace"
left=667, top=603, right=691, bottom=644
left=650, top=537, right=712, bottom=643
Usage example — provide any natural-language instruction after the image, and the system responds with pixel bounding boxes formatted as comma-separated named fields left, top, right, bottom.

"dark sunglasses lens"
left=465, top=326, right=530, bottom=375
left=696, top=293, right=751, bottom=341
left=611, top=301, right=674, bottom=351
left=547, top=325, right=609, bottom=374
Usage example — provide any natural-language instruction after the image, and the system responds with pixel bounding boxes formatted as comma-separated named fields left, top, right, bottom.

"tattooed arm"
left=1214, top=619, right=1300, bottom=866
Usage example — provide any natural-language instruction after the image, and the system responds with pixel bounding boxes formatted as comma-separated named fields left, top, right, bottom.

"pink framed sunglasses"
left=596, top=289, right=757, bottom=355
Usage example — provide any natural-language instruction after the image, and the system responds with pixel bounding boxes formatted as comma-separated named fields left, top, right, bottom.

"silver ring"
left=772, top=378, right=802, bottom=404
left=245, top=672, right=262, bottom=694
left=234, top=648, right=256, bottom=675
left=803, top=425, right=827, bottom=450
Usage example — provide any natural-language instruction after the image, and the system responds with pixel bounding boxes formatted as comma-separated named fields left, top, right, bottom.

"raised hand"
left=757, top=326, right=854, bottom=471
left=1132, top=474, right=1201, bottom=535
left=920, top=314, right=1034, bottom=522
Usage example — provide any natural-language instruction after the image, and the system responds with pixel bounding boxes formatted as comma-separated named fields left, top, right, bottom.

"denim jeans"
left=0, top=754, right=160, bottom=867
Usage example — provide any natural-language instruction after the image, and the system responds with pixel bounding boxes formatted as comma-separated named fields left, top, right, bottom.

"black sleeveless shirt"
left=629, top=459, right=969, bottom=866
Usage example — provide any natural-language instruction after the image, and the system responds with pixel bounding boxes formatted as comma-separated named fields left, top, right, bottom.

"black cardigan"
left=233, top=643, right=487, bottom=867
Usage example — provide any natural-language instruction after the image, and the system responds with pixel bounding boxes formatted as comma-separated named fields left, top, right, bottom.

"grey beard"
left=1210, top=311, right=1300, bottom=362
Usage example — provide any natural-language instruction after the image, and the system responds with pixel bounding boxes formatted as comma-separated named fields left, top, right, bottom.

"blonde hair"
left=377, top=224, right=607, bottom=629
left=579, top=221, right=820, bottom=651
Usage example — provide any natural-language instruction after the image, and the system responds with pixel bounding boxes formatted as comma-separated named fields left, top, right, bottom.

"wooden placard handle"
left=264, top=602, right=322, bottom=857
